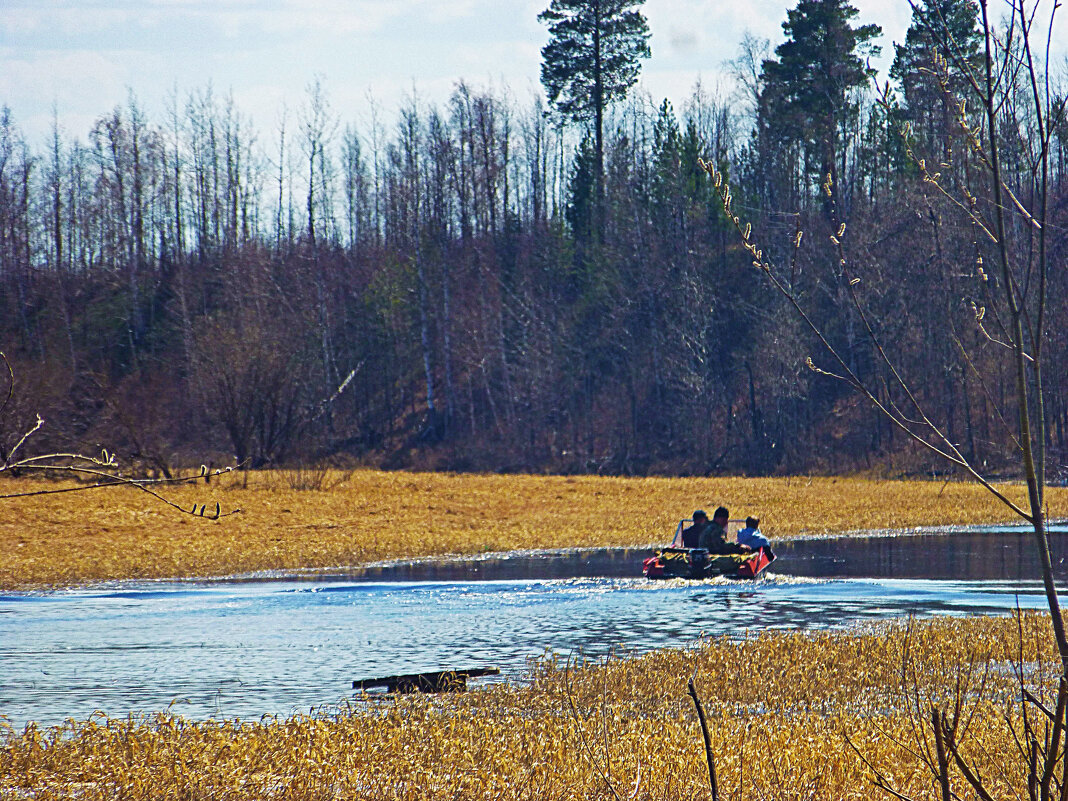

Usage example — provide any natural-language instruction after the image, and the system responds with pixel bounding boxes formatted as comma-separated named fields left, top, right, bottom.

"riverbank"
left=3, top=471, right=1064, bottom=589
left=1, top=611, right=1059, bottom=799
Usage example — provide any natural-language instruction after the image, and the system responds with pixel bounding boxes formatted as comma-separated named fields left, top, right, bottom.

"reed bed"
left=2, top=612, right=1060, bottom=799
left=3, top=471, right=1063, bottom=589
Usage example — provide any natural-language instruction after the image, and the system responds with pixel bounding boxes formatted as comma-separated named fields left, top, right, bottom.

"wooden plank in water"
left=353, top=667, right=501, bottom=694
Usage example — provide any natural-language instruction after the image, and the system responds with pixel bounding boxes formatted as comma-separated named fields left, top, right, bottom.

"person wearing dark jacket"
left=681, top=510, right=711, bottom=548
left=699, top=506, right=751, bottom=555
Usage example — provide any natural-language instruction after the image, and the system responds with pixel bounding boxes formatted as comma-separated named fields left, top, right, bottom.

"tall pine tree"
left=539, top=0, right=650, bottom=206
left=759, top=0, right=881, bottom=209
left=890, top=0, right=982, bottom=159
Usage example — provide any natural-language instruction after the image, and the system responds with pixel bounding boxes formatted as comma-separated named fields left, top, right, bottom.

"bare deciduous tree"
left=702, top=0, right=1068, bottom=792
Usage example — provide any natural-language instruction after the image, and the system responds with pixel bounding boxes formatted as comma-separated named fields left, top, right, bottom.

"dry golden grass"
left=1, top=612, right=1060, bottom=799
left=3, top=471, right=1065, bottom=589
left=4, top=473, right=1063, bottom=797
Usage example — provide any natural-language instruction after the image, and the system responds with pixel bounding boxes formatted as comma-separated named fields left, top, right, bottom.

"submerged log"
left=352, top=667, right=500, bottom=694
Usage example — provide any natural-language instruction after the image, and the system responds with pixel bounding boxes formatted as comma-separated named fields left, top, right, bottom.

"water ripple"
left=3, top=531, right=1066, bottom=729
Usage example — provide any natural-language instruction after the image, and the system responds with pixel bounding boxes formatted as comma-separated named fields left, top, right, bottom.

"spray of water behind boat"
left=642, top=518, right=775, bottom=580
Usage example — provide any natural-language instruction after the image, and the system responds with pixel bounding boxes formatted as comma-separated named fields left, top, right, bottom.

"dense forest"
left=1, top=0, right=1066, bottom=479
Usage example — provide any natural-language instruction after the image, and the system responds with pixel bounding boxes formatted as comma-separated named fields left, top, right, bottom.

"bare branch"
left=698, top=158, right=1034, bottom=521
left=687, top=670, right=719, bottom=801
left=0, top=354, right=240, bottom=519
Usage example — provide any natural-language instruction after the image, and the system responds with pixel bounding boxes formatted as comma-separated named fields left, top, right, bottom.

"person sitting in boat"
left=700, top=506, right=751, bottom=555
left=737, top=516, right=774, bottom=559
left=681, top=509, right=710, bottom=548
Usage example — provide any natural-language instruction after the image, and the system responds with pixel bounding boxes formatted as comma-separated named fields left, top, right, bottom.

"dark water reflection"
left=314, top=526, right=1068, bottom=583
left=1, top=525, right=1065, bottom=730
left=773, top=527, right=1068, bottom=581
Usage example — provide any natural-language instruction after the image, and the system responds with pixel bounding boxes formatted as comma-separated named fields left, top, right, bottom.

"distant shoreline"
left=3, top=470, right=1063, bottom=590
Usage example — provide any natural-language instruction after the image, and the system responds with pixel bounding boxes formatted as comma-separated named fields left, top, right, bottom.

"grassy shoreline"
left=3, top=470, right=1064, bottom=590
left=2, top=612, right=1061, bottom=798
left=5, top=471, right=1067, bottom=797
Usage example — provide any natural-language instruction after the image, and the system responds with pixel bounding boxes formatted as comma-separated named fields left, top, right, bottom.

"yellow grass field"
left=4, top=473, right=1068, bottom=798
left=2, top=471, right=1065, bottom=589
left=2, top=612, right=1062, bottom=799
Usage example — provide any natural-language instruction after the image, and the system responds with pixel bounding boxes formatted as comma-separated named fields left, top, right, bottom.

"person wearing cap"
left=737, top=516, right=774, bottom=558
left=681, top=510, right=710, bottom=548
left=699, top=506, right=751, bottom=554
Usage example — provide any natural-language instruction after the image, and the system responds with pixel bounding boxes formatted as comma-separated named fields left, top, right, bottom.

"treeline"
left=2, top=0, right=1067, bottom=478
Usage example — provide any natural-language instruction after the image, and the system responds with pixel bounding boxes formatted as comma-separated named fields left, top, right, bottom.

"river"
left=2, top=525, right=1067, bottom=729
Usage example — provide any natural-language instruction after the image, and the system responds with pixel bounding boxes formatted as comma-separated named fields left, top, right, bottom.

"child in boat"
left=737, top=516, right=774, bottom=558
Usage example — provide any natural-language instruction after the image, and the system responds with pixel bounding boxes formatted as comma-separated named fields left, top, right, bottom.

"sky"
left=1, top=0, right=921, bottom=145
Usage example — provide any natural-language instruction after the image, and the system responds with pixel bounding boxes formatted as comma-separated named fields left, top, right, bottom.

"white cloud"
left=0, top=0, right=975, bottom=143
left=1, top=7, right=137, bottom=38
left=0, top=49, right=130, bottom=141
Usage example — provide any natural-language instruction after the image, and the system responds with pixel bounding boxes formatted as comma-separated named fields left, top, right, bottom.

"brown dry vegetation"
left=4, top=473, right=1064, bottom=797
left=1, top=612, right=1061, bottom=799
left=3, top=471, right=1065, bottom=589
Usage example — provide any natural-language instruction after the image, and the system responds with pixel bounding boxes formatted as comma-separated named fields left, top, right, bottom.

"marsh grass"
left=1, top=613, right=1060, bottom=799
left=2, top=471, right=1065, bottom=589
left=4, top=471, right=1062, bottom=796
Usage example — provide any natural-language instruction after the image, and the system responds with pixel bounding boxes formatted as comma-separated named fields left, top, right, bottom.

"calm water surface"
left=2, top=526, right=1067, bottom=729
